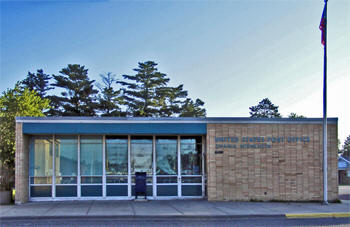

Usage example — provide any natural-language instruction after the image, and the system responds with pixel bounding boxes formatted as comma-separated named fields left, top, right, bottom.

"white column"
left=52, top=135, right=56, bottom=199
left=153, top=135, right=156, bottom=198
left=77, top=135, right=81, bottom=198
left=102, top=135, right=106, bottom=198
left=128, top=135, right=131, bottom=198
left=177, top=135, right=181, bottom=197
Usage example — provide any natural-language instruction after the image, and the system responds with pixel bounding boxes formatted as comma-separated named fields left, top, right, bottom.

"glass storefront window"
left=29, top=137, right=53, bottom=179
left=55, top=136, right=78, bottom=182
left=157, top=176, right=177, bottom=183
left=156, top=137, right=177, bottom=175
left=106, top=176, right=128, bottom=184
left=80, top=136, right=103, bottom=176
left=181, top=176, right=202, bottom=183
left=106, top=136, right=128, bottom=175
left=28, top=134, right=204, bottom=199
left=31, top=177, right=52, bottom=184
left=56, top=177, right=77, bottom=184
left=180, top=136, right=202, bottom=175
left=81, top=176, right=102, bottom=184
left=131, top=137, right=153, bottom=175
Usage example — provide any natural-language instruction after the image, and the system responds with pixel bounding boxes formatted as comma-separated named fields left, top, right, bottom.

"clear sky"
left=1, top=0, right=349, bottom=143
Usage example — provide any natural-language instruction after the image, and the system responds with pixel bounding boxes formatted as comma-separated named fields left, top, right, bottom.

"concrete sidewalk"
left=1, top=200, right=350, bottom=220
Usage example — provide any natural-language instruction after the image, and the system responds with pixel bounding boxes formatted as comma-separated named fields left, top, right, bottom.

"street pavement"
left=1, top=216, right=350, bottom=227
left=1, top=199, right=349, bottom=219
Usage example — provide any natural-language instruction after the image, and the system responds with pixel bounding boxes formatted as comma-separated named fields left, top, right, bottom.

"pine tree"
left=49, top=64, right=98, bottom=116
left=288, top=112, right=306, bottom=118
left=179, top=98, right=206, bottom=117
left=97, top=73, right=124, bottom=116
left=117, top=61, right=170, bottom=117
left=157, top=85, right=188, bottom=117
left=117, top=61, right=206, bottom=117
left=249, top=98, right=281, bottom=118
left=20, top=69, right=53, bottom=98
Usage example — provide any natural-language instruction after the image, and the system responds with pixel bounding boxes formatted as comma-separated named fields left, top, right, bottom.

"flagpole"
left=322, top=0, right=328, bottom=205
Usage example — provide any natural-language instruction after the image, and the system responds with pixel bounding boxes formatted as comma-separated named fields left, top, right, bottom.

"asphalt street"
left=1, top=217, right=350, bottom=227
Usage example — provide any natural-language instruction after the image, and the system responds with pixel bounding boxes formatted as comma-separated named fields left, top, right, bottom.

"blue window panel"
left=181, top=185, right=202, bottom=196
left=23, top=123, right=206, bottom=135
left=81, top=185, right=102, bottom=197
left=157, top=185, right=178, bottom=196
left=56, top=186, right=77, bottom=197
left=30, top=186, right=52, bottom=197
left=131, top=185, right=152, bottom=197
left=106, top=185, right=128, bottom=196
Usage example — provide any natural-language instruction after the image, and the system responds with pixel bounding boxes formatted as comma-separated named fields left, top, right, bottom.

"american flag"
left=319, top=6, right=327, bottom=46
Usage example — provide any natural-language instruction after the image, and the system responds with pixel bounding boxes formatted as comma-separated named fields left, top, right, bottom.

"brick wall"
left=15, top=122, right=29, bottom=204
left=206, top=123, right=338, bottom=202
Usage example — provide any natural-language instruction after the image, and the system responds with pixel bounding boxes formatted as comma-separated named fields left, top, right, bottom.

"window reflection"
left=30, top=137, right=53, bottom=178
left=80, top=136, right=103, bottom=176
left=181, top=137, right=202, bottom=175
left=55, top=136, right=78, bottom=178
left=106, top=136, right=128, bottom=175
left=131, top=137, right=153, bottom=175
left=156, top=137, right=177, bottom=175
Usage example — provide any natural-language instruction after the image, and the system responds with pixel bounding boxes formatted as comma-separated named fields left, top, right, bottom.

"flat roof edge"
left=15, top=117, right=338, bottom=124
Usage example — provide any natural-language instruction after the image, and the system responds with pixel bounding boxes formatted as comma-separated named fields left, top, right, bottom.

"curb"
left=286, top=212, right=350, bottom=218
left=2, top=213, right=350, bottom=221
left=1, top=214, right=286, bottom=221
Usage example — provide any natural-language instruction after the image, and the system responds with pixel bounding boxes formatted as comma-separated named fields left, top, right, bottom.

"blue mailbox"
left=135, top=172, right=147, bottom=199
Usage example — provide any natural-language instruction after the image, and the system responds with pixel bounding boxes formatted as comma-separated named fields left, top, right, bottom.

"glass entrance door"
left=154, top=136, right=204, bottom=198
left=105, top=136, right=128, bottom=197
left=156, top=137, right=178, bottom=197
left=180, top=136, right=204, bottom=197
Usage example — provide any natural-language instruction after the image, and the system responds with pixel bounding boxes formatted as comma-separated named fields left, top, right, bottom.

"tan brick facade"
left=15, top=118, right=338, bottom=203
left=15, top=122, right=29, bottom=204
left=206, top=123, right=338, bottom=202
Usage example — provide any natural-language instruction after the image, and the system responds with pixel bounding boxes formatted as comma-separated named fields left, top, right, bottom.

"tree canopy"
left=96, top=73, right=124, bottom=116
left=179, top=98, right=206, bottom=117
left=10, top=61, right=207, bottom=118
left=118, top=61, right=168, bottom=116
left=117, top=61, right=206, bottom=117
left=0, top=85, right=50, bottom=189
left=49, top=64, right=99, bottom=116
left=20, top=69, right=53, bottom=98
left=341, top=135, right=350, bottom=159
left=288, top=112, right=306, bottom=119
left=156, top=85, right=188, bottom=117
left=249, top=98, right=281, bottom=118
